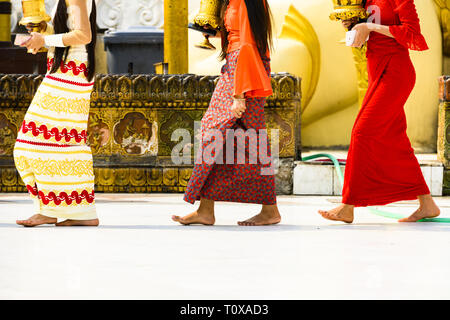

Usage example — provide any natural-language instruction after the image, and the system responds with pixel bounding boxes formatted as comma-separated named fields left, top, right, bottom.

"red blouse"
left=366, top=0, right=428, bottom=53
left=224, top=0, right=272, bottom=98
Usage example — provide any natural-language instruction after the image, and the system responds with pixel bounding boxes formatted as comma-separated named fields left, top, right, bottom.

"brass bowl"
left=19, top=0, right=52, bottom=53
left=329, top=0, right=368, bottom=21
left=190, top=0, right=222, bottom=50
left=19, top=0, right=51, bottom=26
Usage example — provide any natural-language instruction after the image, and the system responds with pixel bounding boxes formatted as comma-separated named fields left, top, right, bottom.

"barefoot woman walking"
left=319, top=0, right=440, bottom=223
left=14, top=0, right=98, bottom=227
left=173, top=0, right=281, bottom=226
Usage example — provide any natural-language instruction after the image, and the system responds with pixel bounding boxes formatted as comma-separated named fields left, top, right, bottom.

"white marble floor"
left=0, top=194, right=449, bottom=300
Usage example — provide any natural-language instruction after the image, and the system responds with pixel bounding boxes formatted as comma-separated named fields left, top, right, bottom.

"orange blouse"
left=224, top=0, right=273, bottom=98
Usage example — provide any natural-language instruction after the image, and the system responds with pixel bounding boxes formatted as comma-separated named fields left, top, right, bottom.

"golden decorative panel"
left=0, top=73, right=302, bottom=193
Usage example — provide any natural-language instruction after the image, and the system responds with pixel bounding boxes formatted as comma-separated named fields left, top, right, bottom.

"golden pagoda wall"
left=0, top=73, right=302, bottom=193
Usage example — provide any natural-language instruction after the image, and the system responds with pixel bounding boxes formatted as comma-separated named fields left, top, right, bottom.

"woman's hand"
left=351, top=23, right=372, bottom=48
left=21, top=32, right=45, bottom=54
left=231, top=98, right=246, bottom=118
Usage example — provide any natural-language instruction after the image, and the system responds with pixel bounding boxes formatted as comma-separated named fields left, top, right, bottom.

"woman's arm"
left=388, top=0, right=428, bottom=50
left=232, top=0, right=272, bottom=99
left=348, top=0, right=427, bottom=50
left=22, top=0, right=92, bottom=54
left=60, top=0, right=92, bottom=46
left=350, top=23, right=392, bottom=47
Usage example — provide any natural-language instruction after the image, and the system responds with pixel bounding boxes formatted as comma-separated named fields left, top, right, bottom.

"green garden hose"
left=301, top=153, right=450, bottom=223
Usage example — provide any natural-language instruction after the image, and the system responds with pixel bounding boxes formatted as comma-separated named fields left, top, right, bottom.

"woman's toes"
left=172, top=215, right=185, bottom=223
left=399, top=216, right=417, bottom=223
left=17, top=220, right=30, bottom=226
left=172, top=211, right=214, bottom=226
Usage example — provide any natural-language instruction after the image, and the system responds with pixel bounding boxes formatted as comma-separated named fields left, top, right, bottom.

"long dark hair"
left=220, top=0, right=273, bottom=60
left=50, top=0, right=97, bottom=81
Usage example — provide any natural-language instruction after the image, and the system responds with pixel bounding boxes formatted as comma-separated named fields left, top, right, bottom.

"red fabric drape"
left=225, top=0, right=272, bottom=98
left=389, top=0, right=429, bottom=51
left=342, top=0, right=430, bottom=207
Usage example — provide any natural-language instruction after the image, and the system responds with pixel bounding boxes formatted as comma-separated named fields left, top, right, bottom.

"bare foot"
left=172, top=211, right=215, bottom=225
left=173, top=198, right=215, bottom=226
left=16, top=214, right=57, bottom=227
left=399, top=196, right=440, bottom=222
left=55, top=219, right=99, bottom=227
left=318, top=204, right=354, bottom=224
left=238, top=205, right=281, bottom=226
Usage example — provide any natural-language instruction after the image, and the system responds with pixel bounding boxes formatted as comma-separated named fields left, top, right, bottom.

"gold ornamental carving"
left=0, top=73, right=302, bottom=193
left=330, top=0, right=368, bottom=21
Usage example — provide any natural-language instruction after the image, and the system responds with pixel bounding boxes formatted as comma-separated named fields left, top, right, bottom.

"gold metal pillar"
left=330, top=0, right=369, bottom=107
left=164, top=0, right=188, bottom=74
left=352, top=45, right=368, bottom=106
left=0, top=0, right=11, bottom=43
